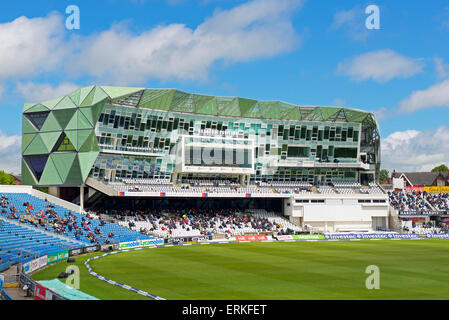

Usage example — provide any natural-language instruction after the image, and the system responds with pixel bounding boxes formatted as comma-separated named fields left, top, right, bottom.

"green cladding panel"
left=41, top=96, right=64, bottom=110
left=39, top=157, right=63, bottom=185
left=68, top=89, right=81, bottom=106
left=64, top=157, right=82, bottom=185
left=21, top=85, right=105, bottom=186
left=53, top=95, right=77, bottom=110
left=40, top=132, right=63, bottom=153
left=100, top=86, right=143, bottom=100
left=22, top=134, right=36, bottom=152
left=22, top=117, right=37, bottom=134
left=50, top=153, right=76, bottom=182
left=78, top=152, right=99, bottom=181
left=21, top=159, right=37, bottom=185
left=80, top=86, right=96, bottom=107
left=53, top=108, right=77, bottom=129
left=25, top=104, right=50, bottom=113
left=23, top=135, right=49, bottom=155
left=40, top=112, right=62, bottom=132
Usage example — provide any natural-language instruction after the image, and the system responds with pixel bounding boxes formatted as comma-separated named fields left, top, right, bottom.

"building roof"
left=397, top=172, right=449, bottom=186
left=23, top=86, right=379, bottom=127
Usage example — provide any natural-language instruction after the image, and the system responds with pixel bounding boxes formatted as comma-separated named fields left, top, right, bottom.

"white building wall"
left=288, top=194, right=389, bottom=233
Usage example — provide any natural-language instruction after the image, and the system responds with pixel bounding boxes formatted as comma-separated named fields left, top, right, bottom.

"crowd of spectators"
left=1, top=195, right=18, bottom=220
left=389, top=191, right=449, bottom=212
left=388, top=191, right=432, bottom=211
left=95, top=207, right=295, bottom=238
left=424, top=192, right=449, bottom=211
left=0, top=194, right=109, bottom=244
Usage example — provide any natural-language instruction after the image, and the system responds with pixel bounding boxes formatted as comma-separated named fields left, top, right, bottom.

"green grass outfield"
left=32, top=240, right=449, bottom=300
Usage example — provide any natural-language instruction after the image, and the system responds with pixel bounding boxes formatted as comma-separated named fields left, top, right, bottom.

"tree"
left=431, top=164, right=449, bottom=172
left=379, top=169, right=389, bottom=183
left=0, top=171, right=16, bottom=185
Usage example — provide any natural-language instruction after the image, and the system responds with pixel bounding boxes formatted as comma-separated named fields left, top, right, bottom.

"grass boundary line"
left=84, top=247, right=166, bottom=300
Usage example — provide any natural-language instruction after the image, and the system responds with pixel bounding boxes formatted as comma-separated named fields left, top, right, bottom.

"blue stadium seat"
left=0, top=193, right=155, bottom=249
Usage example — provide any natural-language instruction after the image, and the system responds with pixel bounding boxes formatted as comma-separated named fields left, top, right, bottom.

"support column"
left=80, top=185, right=84, bottom=213
left=48, top=186, right=60, bottom=198
left=172, top=172, right=178, bottom=184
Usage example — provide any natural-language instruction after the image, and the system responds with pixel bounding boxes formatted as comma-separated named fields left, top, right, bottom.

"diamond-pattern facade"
left=22, top=85, right=380, bottom=186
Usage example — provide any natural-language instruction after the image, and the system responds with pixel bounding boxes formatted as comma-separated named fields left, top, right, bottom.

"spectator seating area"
left=260, top=181, right=313, bottom=194
left=0, top=193, right=157, bottom=246
left=400, top=220, right=449, bottom=234
left=246, top=209, right=302, bottom=232
left=366, top=183, right=385, bottom=194
left=388, top=191, right=433, bottom=212
left=0, top=219, right=78, bottom=267
left=106, top=208, right=302, bottom=239
left=182, top=179, right=241, bottom=187
left=109, top=178, right=385, bottom=196
left=318, top=186, right=336, bottom=194
left=424, top=193, right=449, bottom=211
left=332, top=181, right=360, bottom=194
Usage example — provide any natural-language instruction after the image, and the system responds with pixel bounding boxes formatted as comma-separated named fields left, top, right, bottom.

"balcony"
left=270, top=159, right=374, bottom=170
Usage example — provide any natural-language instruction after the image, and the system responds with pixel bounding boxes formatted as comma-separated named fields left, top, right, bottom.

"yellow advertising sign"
left=423, top=186, right=449, bottom=193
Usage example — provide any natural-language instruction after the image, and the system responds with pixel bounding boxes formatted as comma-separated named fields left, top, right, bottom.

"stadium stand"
left=400, top=219, right=449, bottom=234
left=0, top=218, right=78, bottom=266
left=424, top=192, right=449, bottom=211
left=109, top=180, right=384, bottom=196
left=388, top=191, right=433, bottom=211
left=100, top=208, right=301, bottom=238
left=0, top=192, right=156, bottom=246
left=386, top=189, right=449, bottom=235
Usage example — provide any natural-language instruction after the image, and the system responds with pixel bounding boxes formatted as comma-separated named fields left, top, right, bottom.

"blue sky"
left=1, top=0, right=449, bottom=173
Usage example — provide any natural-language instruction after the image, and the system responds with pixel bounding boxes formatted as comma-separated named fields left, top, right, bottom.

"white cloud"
left=0, top=131, right=21, bottom=174
left=0, top=85, right=4, bottom=101
left=337, top=49, right=424, bottom=83
left=0, top=13, right=67, bottom=80
left=330, top=6, right=368, bottom=41
left=434, top=57, right=449, bottom=79
left=381, top=127, right=449, bottom=172
left=398, top=79, right=449, bottom=113
left=16, top=82, right=79, bottom=103
left=0, top=0, right=302, bottom=85
left=71, top=0, right=303, bottom=84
